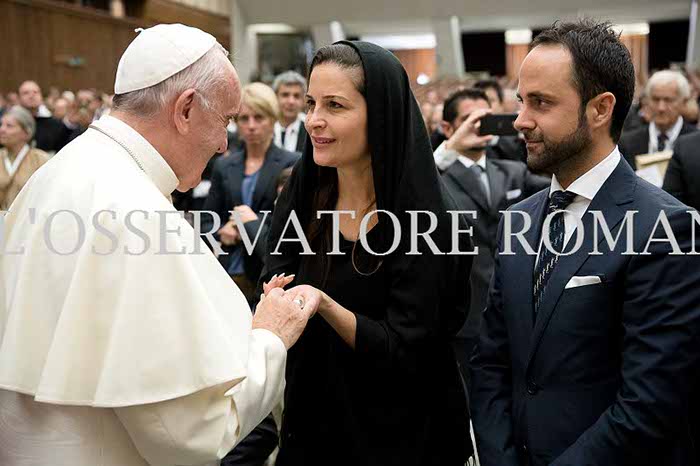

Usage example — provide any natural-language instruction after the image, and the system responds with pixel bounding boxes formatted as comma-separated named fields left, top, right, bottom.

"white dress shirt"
left=274, top=113, right=305, bottom=152
left=548, top=146, right=621, bottom=247
left=648, top=117, right=684, bottom=153
left=433, top=140, right=459, bottom=171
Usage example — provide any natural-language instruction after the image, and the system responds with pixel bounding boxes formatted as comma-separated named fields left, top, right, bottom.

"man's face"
left=178, top=61, right=241, bottom=191
left=484, top=87, right=504, bottom=113
left=18, top=81, right=43, bottom=112
left=649, top=80, right=685, bottom=132
left=514, top=45, right=593, bottom=174
left=443, top=97, right=490, bottom=139
left=277, top=83, right=304, bottom=122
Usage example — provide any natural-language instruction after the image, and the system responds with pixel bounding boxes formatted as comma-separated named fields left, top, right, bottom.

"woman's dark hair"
left=531, top=19, right=635, bottom=142
left=304, top=43, right=376, bottom=278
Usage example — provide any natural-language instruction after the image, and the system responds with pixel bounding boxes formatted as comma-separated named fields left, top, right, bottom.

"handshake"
left=252, top=273, right=323, bottom=350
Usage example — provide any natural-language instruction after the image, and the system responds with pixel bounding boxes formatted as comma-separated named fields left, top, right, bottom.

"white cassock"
left=0, top=115, right=286, bottom=466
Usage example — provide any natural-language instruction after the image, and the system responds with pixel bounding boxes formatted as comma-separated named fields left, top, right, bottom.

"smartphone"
left=479, top=113, right=519, bottom=137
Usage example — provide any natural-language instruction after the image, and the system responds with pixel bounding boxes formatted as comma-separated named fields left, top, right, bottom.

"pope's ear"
left=173, top=88, right=197, bottom=134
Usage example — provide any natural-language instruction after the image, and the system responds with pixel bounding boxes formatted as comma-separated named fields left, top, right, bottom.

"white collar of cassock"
left=90, top=115, right=179, bottom=197
left=4, top=144, right=30, bottom=177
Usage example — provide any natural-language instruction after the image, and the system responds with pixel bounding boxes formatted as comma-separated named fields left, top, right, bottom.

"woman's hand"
left=218, top=220, right=240, bottom=246
left=232, top=205, right=259, bottom=224
left=262, top=273, right=296, bottom=296
left=284, top=285, right=327, bottom=317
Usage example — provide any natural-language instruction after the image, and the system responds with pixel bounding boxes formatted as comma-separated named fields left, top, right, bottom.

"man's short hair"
left=442, top=88, right=490, bottom=124
left=474, top=79, right=504, bottom=104
left=646, top=70, right=691, bottom=100
left=272, top=71, right=307, bottom=94
left=531, top=19, right=635, bottom=142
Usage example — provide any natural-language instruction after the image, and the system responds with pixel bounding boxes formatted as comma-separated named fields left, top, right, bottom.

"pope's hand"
left=263, top=273, right=295, bottom=295
left=253, top=288, right=313, bottom=349
left=284, top=285, right=325, bottom=317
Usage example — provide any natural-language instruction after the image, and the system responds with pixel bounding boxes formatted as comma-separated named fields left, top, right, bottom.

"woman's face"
left=305, top=63, right=369, bottom=169
left=236, top=102, right=275, bottom=147
left=0, top=115, right=30, bottom=148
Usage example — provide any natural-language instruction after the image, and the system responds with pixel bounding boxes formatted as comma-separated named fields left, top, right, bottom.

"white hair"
left=113, top=43, right=231, bottom=117
left=272, top=70, right=307, bottom=94
left=646, top=70, right=691, bottom=100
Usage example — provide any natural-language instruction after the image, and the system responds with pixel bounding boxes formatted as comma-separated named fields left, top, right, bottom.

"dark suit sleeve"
left=551, top=208, right=700, bottom=465
left=468, top=218, right=520, bottom=466
left=522, top=166, right=550, bottom=196
left=201, top=159, right=227, bottom=242
left=662, top=141, right=688, bottom=204
left=242, top=217, right=270, bottom=261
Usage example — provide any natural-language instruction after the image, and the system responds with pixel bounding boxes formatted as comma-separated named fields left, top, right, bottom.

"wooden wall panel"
left=391, top=48, right=436, bottom=86
left=1, top=0, right=231, bottom=95
left=1, top=0, right=142, bottom=93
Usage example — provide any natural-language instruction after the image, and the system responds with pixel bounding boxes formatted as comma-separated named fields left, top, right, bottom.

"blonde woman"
left=0, top=106, right=50, bottom=209
left=202, top=83, right=299, bottom=302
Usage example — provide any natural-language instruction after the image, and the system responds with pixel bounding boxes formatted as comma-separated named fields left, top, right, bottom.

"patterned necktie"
left=470, top=164, right=491, bottom=206
left=533, top=190, right=578, bottom=316
left=657, top=132, right=668, bottom=152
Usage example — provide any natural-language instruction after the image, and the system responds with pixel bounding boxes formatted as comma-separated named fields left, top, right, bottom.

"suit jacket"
left=663, top=131, right=700, bottom=211
left=489, top=136, right=527, bottom=163
left=202, top=143, right=299, bottom=282
left=34, top=116, right=72, bottom=153
left=470, top=159, right=700, bottom=466
left=442, top=157, right=549, bottom=344
left=618, top=122, right=697, bottom=169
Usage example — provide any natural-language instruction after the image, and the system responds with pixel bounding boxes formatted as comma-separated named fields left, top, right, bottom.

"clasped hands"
left=252, top=273, right=326, bottom=349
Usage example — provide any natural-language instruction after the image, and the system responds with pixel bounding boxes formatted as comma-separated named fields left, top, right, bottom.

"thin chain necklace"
left=88, top=123, right=146, bottom=173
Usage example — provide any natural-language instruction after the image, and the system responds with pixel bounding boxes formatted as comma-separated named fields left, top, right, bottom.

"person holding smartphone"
left=436, top=88, right=549, bottom=384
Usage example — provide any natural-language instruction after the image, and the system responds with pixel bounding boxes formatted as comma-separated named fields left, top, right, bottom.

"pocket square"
left=565, top=275, right=602, bottom=289
left=506, top=189, right=522, bottom=200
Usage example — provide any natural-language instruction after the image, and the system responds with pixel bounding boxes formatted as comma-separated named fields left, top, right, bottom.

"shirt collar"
left=457, top=153, right=487, bottom=170
left=550, top=146, right=621, bottom=201
left=91, top=115, right=179, bottom=197
left=650, top=117, right=684, bottom=144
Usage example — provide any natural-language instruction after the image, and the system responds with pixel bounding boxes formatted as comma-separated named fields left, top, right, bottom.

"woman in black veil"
left=261, top=41, right=474, bottom=466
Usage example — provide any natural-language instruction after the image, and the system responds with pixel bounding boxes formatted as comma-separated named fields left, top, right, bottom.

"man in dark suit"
left=618, top=70, right=697, bottom=169
left=18, top=80, right=72, bottom=153
left=272, top=71, right=308, bottom=153
left=437, top=88, right=549, bottom=379
left=663, top=131, right=700, bottom=210
left=470, top=20, right=700, bottom=466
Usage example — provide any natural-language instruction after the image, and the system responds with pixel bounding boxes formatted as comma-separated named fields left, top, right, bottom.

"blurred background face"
left=0, top=115, right=30, bottom=148
left=236, top=102, right=275, bottom=147
left=305, top=62, right=369, bottom=169
left=649, top=80, right=684, bottom=131
left=442, top=97, right=490, bottom=140
left=276, top=83, right=305, bottom=122
left=18, top=81, right=43, bottom=112
left=483, top=87, right=504, bottom=113
left=430, top=104, right=443, bottom=134
left=52, top=98, right=70, bottom=120
left=514, top=45, right=592, bottom=174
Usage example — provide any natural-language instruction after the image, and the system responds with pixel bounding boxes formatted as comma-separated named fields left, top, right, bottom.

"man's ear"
left=173, top=89, right=196, bottom=135
left=440, top=121, right=454, bottom=139
left=588, top=91, right=616, bottom=133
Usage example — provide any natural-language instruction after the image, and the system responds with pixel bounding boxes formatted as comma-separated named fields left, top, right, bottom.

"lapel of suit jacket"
left=525, top=159, right=636, bottom=372
left=296, top=122, right=308, bottom=153
left=447, top=160, right=490, bottom=212
left=485, top=158, right=506, bottom=216
left=226, top=151, right=246, bottom=208
left=251, top=145, right=281, bottom=210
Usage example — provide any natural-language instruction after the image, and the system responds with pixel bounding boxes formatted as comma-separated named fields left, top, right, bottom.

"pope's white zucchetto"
left=114, top=23, right=217, bottom=95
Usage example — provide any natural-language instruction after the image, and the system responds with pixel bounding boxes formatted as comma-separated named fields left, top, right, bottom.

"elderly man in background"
left=619, top=70, right=697, bottom=169
left=17, top=80, right=73, bottom=153
left=272, top=70, right=307, bottom=153
left=0, top=23, right=316, bottom=466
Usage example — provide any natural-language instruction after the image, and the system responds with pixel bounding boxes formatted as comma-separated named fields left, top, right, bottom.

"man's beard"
left=525, top=112, right=592, bottom=174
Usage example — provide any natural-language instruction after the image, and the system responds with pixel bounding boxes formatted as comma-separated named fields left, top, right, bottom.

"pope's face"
left=178, top=62, right=241, bottom=191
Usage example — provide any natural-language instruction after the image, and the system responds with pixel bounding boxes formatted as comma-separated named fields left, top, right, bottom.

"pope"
left=0, top=24, right=315, bottom=466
